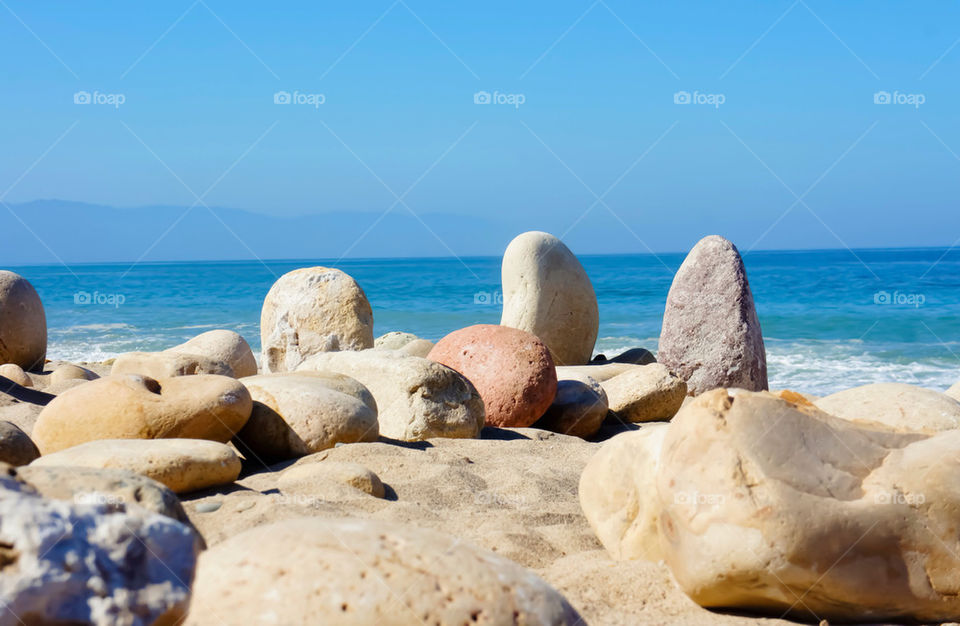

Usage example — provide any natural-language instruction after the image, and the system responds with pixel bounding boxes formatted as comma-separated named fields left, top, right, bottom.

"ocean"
left=10, top=247, right=960, bottom=396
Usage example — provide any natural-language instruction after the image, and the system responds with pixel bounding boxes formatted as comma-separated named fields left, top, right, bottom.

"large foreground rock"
left=429, top=324, right=557, bottom=428
left=32, top=374, right=252, bottom=454
left=816, top=382, right=960, bottom=433
left=0, top=271, right=46, bottom=372
left=32, top=438, right=242, bottom=494
left=658, top=236, right=767, bottom=394
left=656, top=389, right=960, bottom=622
left=184, top=517, right=581, bottom=625
left=602, top=363, right=686, bottom=423
left=0, top=466, right=199, bottom=625
left=234, top=373, right=378, bottom=462
left=297, top=350, right=484, bottom=441
left=500, top=231, right=598, bottom=365
left=110, top=350, right=234, bottom=378
left=261, top=267, right=374, bottom=373
left=166, top=329, right=258, bottom=378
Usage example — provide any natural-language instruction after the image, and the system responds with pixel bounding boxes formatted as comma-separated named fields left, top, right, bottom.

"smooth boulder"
left=534, top=377, right=608, bottom=438
left=297, top=350, right=484, bottom=441
left=111, top=351, right=234, bottom=378
left=261, top=267, right=374, bottom=373
left=234, top=372, right=378, bottom=462
left=816, top=383, right=960, bottom=433
left=428, top=324, right=557, bottom=428
left=278, top=460, right=385, bottom=499
left=0, top=421, right=39, bottom=466
left=658, top=236, right=767, bottom=395
left=32, top=374, right=252, bottom=454
left=602, top=363, right=687, bottom=423
left=166, top=329, right=258, bottom=378
left=0, top=364, right=32, bottom=387
left=184, top=517, right=581, bottom=625
left=0, top=271, right=46, bottom=371
left=31, top=438, right=242, bottom=494
left=949, top=381, right=960, bottom=402
left=500, top=231, right=599, bottom=365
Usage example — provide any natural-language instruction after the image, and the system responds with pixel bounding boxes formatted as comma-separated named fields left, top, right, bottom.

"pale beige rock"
left=657, top=388, right=960, bottom=622
left=32, top=374, right=252, bottom=454
left=0, top=270, right=46, bottom=371
left=261, top=267, right=374, bottom=373
left=278, top=460, right=385, bottom=498
left=297, top=350, right=484, bottom=441
left=398, top=338, right=434, bottom=357
left=500, top=231, right=599, bottom=365
left=815, top=382, right=960, bottom=433
left=111, top=350, right=234, bottom=378
left=48, top=362, right=98, bottom=386
left=0, top=363, right=32, bottom=387
left=184, top=517, right=581, bottom=625
left=580, top=424, right=668, bottom=561
left=234, top=372, right=378, bottom=462
left=31, top=438, right=241, bottom=494
left=167, top=329, right=258, bottom=378
left=949, top=381, right=960, bottom=402
left=374, top=331, right=420, bottom=350
left=557, top=362, right=642, bottom=383
left=602, top=364, right=687, bottom=423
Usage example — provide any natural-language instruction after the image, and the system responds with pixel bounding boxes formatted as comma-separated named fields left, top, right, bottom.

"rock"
left=0, top=421, right=39, bottom=466
left=166, top=329, right=258, bottom=378
left=949, top=381, right=960, bottom=402
left=658, top=235, right=767, bottom=395
left=0, top=363, right=31, bottom=387
left=500, top=231, right=599, bottom=366
left=772, top=389, right=818, bottom=405
left=375, top=331, right=420, bottom=350
left=656, top=388, right=960, bottom=622
left=398, top=338, right=434, bottom=357
left=602, top=363, right=687, bottom=423
left=579, top=424, right=668, bottom=562
left=261, top=267, right=374, bottom=373
left=297, top=350, right=484, bottom=441
left=0, top=271, right=46, bottom=372
left=534, top=377, right=608, bottom=438
left=233, top=373, right=378, bottom=462
left=429, top=324, right=557, bottom=428
left=278, top=460, right=385, bottom=498
left=17, top=465, right=192, bottom=525
left=556, top=362, right=643, bottom=383
left=111, top=350, right=235, bottom=378
left=184, top=517, right=581, bottom=625
left=0, top=465, right=199, bottom=625
left=32, top=374, right=252, bottom=454
left=31, top=438, right=242, bottom=494
left=591, top=348, right=657, bottom=365
left=48, top=362, right=98, bottom=387
left=815, top=383, right=960, bottom=433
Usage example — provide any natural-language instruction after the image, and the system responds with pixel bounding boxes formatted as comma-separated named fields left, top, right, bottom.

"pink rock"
left=428, top=325, right=557, bottom=428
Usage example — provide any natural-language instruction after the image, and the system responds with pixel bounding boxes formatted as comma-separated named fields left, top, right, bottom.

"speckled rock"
left=261, top=267, right=374, bottom=373
left=184, top=517, right=581, bottom=625
left=658, top=236, right=767, bottom=395
left=815, top=383, right=960, bottom=433
left=429, top=324, right=557, bottom=428
left=111, top=350, right=235, bottom=378
left=500, top=231, right=599, bottom=365
left=32, top=374, right=252, bottom=454
left=166, top=329, right=258, bottom=378
left=0, top=271, right=46, bottom=371
left=0, top=421, right=39, bottom=466
left=534, top=377, right=608, bottom=438
left=602, top=364, right=687, bottom=423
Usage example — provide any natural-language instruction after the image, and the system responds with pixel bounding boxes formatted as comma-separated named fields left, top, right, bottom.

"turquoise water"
left=9, top=248, right=960, bottom=396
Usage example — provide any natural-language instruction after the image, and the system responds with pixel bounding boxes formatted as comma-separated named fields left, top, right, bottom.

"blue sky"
left=1, top=1, right=959, bottom=260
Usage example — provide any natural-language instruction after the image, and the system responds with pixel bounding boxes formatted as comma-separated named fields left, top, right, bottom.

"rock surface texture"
left=0, top=271, right=47, bottom=372
left=602, top=363, right=687, bottom=423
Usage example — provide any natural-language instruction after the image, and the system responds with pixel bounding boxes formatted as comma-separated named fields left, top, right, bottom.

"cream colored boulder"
left=815, top=382, right=960, bottom=433
left=297, top=350, right=484, bottom=441
left=278, top=460, right=385, bottom=498
left=31, top=374, right=252, bottom=454
left=602, top=364, right=687, bottom=423
left=948, top=381, right=960, bottom=402
left=556, top=362, right=641, bottom=383
left=233, top=372, right=378, bottom=462
left=0, top=363, right=32, bottom=387
left=48, top=362, right=98, bottom=386
left=0, top=270, right=46, bottom=371
left=261, top=267, right=374, bottom=373
left=166, top=329, right=258, bottom=378
left=500, top=231, right=599, bottom=365
left=579, top=423, right=668, bottom=561
left=31, top=438, right=241, bottom=494
left=184, top=518, right=581, bottom=625
left=656, top=388, right=960, bottom=622
left=111, top=350, right=234, bottom=378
